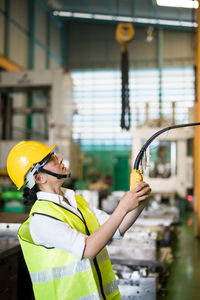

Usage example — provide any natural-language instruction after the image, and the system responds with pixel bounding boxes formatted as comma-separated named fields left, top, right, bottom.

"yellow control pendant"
left=130, top=169, right=143, bottom=190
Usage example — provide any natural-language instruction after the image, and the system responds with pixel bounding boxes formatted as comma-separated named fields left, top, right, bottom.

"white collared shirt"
left=29, top=188, right=121, bottom=260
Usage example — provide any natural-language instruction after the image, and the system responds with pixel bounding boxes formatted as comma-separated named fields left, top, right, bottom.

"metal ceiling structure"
left=43, top=0, right=198, bottom=29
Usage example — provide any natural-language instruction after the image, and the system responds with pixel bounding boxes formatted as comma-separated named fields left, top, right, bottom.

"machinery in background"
left=101, top=191, right=178, bottom=299
left=0, top=192, right=178, bottom=300
left=132, top=125, right=194, bottom=203
left=93, top=191, right=176, bottom=299
left=0, top=69, right=81, bottom=211
left=0, top=212, right=34, bottom=299
left=0, top=69, right=75, bottom=166
left=95, top=121, right=198, bottom=299
left=75, top=121, right=198, bottom=298
left=114, top=264, right=157, bottom=300
left=75, top=188, right=179, bottom=299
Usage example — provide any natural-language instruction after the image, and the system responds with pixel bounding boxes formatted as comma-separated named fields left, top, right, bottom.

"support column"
left=0, top=93, right=13, bottom=140
left=194, top=0, right=200, bottom=236
left=4, top=0, right=10, bottom=58
left=61, top=22, right=68, bottom=68
left=26, top=0, right=36, bottom=139
left=46, top=13, right=50, bottom=68
left=158, top=28, right=163, bottom=126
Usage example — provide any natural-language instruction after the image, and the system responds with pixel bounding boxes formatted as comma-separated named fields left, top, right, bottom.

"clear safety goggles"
left=39, top=152, right=57, bottom=168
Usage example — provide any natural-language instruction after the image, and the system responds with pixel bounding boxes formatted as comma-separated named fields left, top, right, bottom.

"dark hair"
left=23, top=185, right=39, bottom=206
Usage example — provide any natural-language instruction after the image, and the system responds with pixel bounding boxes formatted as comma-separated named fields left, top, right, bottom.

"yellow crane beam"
left=0, top=54, right=24, bottom=71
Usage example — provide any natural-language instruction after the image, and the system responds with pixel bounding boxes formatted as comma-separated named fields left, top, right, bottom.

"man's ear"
left=34, top=173, right=46, bottom=184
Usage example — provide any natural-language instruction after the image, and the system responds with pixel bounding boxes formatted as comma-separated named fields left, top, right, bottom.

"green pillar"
left=28, top=0, right=36, bottom=69
left=4, top=0, right=10, bottom=57
left=158, top=28, right=163, bottom=125
left=46, top=13, right=50, bottom=68
left=61, top=22, right=68, bottom=68
left=27, top=0, right=36, bottom=139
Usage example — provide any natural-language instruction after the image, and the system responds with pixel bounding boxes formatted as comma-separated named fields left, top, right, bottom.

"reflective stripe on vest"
left=30, top=258, right=92, bottom=284
left=30, top=248, right=109, bottom=284
left=76, top=279, right=119, bottom=300
left=18, top=195, right=121, bottom=300
left=77, top=293, right=100, bottom=300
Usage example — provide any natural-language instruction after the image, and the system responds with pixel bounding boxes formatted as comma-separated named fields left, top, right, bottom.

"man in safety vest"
left=7, top=141, right=151, bottom=300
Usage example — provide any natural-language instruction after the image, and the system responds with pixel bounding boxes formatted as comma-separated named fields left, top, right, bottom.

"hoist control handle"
left=128, top=169, right=147, bottom=223
left=129, top=122, right=200, bottom=223
left=130, top=169, right=143, bottom=190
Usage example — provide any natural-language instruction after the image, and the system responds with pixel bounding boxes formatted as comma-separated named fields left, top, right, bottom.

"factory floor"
left=163, top=209, right=200, bottom=300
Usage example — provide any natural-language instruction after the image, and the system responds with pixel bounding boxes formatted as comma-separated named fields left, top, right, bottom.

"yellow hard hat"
left=7, top=141, right=56, bottom=190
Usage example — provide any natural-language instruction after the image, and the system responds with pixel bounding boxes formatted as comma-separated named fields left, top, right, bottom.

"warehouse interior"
left=1, top=0, right=200, bottom=299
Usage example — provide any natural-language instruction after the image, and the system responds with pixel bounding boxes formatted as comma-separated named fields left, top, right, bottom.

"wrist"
left=117, top=201, right=129, bottom=216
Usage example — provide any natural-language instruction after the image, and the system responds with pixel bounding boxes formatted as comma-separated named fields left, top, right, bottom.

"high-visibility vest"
left=18, top=194, right=121, bottom=300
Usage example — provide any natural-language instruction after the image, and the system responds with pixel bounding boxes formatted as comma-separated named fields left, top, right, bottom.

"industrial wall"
left=67, top=22, right=194, bottom=69
left=0, top=0, right=63, bottom=69
left=0, top=1, right=195, bottom=70
left=0, top=0, right=64, bottom=140
left=0, top=1, right=196, bottom=189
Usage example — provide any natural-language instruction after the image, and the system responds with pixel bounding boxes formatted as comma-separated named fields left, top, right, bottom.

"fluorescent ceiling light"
left=134, top=17, right=156, bottom=24
left=53, top=10, right=197, bottom=28
left=53, top=11, right=72, bottom=17
left=94, top=14, right=114, bottom=20
left=73, top=13, right=93, bottom=19
left=132, top=16, right=197, bottom=27
left=116, top=16, right=134, bottom=22
left=156, top=0, right=199, bottom=9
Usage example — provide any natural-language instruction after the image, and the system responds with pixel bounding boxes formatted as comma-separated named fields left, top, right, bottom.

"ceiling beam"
left=0, top=54, right=24, bottom=71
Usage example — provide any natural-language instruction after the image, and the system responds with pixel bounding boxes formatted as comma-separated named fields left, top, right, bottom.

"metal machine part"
left=118, top=276, right=156, bottom=300
left=0, top=69, right=78, bottom=178
left=133, top=122, right=200, bottom=170
left=131, top=125, right=197, bottom=198
left=113, top=264, right=156, bottom=300
left=129, top=126, right=195, bottom=221
left=107, top=238, right=157, bottom=262
left=0, top=223, right=20, bottom=238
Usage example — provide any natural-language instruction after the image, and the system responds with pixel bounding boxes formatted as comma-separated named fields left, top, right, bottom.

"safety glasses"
left=39, top=152, right=57, bottom=168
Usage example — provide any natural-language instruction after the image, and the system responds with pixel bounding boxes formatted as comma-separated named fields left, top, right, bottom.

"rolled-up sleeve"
left=30, top=214, right=87, bottom=260
left=92, top=207, right=122, bottom=239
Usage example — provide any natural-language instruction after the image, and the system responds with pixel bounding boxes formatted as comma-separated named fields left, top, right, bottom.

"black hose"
left=133, top=122, right=200, bottom=170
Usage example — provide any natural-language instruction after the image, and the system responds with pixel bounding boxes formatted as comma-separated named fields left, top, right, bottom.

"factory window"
left=72, top=66, right=195, bottom=151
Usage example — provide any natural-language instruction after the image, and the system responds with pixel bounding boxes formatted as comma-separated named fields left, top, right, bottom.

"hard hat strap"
left=38, top=167, right=71, bottom=179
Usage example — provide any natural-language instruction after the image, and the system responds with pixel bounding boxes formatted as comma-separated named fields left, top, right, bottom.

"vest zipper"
left=37, top=200, right=107, bottom=300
